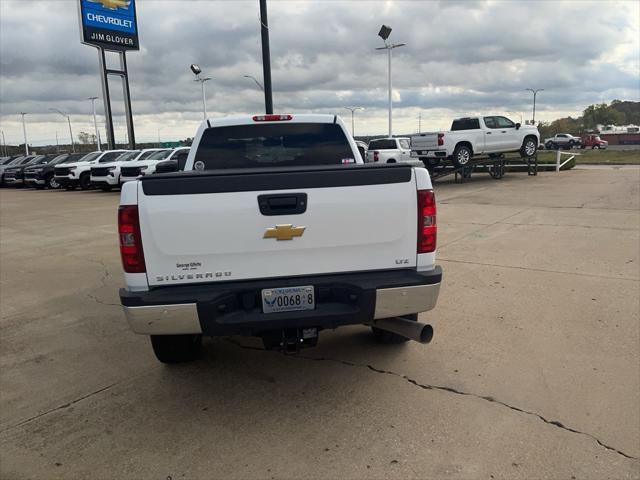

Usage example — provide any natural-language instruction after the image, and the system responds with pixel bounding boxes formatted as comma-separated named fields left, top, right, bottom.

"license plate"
left=261, top=285, right=315, bottom=313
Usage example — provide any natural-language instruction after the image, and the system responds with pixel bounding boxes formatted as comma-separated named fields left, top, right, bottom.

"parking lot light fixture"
left=190, top=64, right=211, bottom=120
left=343, top=106, right=363, bottom=137
left=376, top=25, right=405, bottom=138
left=525, top=88, right=544, bottom=125
left=19, top=112, right=28, bottom=155
left=49, top=108, right=75, bottom=153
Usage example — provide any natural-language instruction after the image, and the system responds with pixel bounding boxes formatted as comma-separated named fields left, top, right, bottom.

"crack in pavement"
left=0, top=367, right=156, bottom=434
left=0, top=383, right=118, bottom=434
left=438, top=258, right=640, bottom=282
left=225, top=338, right=638, bottom=461
left=83, top=259, right=120, bottom=307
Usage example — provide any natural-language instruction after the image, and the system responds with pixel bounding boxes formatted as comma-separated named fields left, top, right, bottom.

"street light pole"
left=19, top=112, right=28, bottom=155
left=376, top=26, right=405, bottom=138
left=343, top=106, right=363, bottom=137
left=525, top=88, right=544, bottom=125
left=49, top=108, right=75, bottom=153
left=243, top=75, right=265, bottom=91
left=195, top=77, right=211, bottom=119
left=88, top=96, right=101, bottom=151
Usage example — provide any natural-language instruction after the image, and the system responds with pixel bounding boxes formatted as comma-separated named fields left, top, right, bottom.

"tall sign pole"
left=259, top=0, right=273, bottom=114
left=78, top=0, right=139, bottom=150
left=19, top=112, right=29, bottom=155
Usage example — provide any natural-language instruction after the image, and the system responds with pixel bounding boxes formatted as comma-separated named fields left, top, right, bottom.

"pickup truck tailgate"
left=137, top=165, right=418, bottom=287
left=411, top=133, right=442, bottom=153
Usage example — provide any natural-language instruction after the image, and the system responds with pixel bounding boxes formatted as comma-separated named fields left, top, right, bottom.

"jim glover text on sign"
left=79, top=0, right=139, bottom=51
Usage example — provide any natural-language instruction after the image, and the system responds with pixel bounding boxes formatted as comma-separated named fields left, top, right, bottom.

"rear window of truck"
left=451, top=118, right=480, bottom=130
left=194, top=123, right=354, bottom=169
left=368, top=139, right=397, bottom=150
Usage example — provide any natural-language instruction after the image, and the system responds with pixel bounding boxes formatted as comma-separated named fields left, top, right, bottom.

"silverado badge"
left=263, top=224, right=306, bottom=241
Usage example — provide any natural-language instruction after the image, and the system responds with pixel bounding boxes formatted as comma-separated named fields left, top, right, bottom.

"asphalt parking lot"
left=1, top=167, right=639, bottom=479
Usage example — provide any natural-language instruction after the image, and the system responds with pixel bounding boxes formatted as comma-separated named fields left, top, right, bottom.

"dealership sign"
left=79, top=0, right=139, bottom=51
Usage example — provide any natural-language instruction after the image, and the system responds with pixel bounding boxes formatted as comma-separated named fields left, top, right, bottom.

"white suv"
left=365, top=137, right=411, bottom=163
left=90, top=148, right=166, bottom=191
left=54, top=150, right=128, bottom=190
left=120, top=147, right=189, bottom=183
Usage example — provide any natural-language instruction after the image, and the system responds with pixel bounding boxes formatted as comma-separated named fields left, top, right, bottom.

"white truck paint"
left=53, top=150, right=128, bottom=190
left=118, top=114, right=442, bottom=363
left=410, top=116, right=540, bottom=167
left=120, top=147, right=189, bottom=183
left=90, top=149, right=166, bottom=190
left=365, top=137, right=411, bottom=163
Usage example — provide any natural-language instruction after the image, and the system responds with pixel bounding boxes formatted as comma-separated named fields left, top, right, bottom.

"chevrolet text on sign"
left=79, top=0, right=139, bottom=51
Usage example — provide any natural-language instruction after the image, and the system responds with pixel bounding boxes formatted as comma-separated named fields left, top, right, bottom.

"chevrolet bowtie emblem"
left=88, top=0, right=131, bottom=10
left=263, top=224, right=306, bottom=241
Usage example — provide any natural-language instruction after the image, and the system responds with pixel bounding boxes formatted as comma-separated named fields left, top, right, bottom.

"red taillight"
left=118, top=205, right=146, bottom=273
left=252, top=114, right=293, bottom=122
left=373, top=151, right=379, bottom=162
left=437, top=133, right=444, bottom=146
left=417, top=190, right=437, bottom=253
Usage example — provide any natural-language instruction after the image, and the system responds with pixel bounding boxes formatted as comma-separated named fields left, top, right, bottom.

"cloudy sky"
left=1, top=0, right=638, bottom=146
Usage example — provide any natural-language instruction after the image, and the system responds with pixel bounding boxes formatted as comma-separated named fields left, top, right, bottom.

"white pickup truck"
left=411, top=115, right=540, bottom=167
left=118, top=114, right=442, bottom=363
left=365, top=137, right=411, bottom=163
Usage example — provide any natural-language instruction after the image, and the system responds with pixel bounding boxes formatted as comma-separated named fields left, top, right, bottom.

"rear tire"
left=79, top=173, right=91, bottom=190
left=371, top=314, right=417, bottom=344
left=387, top=159, right=396, bottom=163
left=520, top=137, right=538, bottom=157
left=150, top=334, right=202, bottom=364
left=452, top=145, right=472, bottom=168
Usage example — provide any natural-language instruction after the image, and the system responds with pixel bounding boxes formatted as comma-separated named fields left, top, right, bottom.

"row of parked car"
left=543, top=133, right=609, bottom=150
left=0, top=147, right=190, bottom=191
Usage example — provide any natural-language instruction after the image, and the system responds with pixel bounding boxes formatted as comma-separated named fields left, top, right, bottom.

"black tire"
left=100, top=185, right=113, bottom=192
left=387, top=159, right=396, bottom=163
left=46, top=175, right=60, bottom=189
left=79, top=173, right=91, bottom=190
left=520, top=137, right=538, bottom=158
left=371, top=314, right=417, bottom=344
left=423, top=157, right=441, bottom=168
left=452, top=144, right=472, bottom=168
left=150, top=334, right=202, bottom=364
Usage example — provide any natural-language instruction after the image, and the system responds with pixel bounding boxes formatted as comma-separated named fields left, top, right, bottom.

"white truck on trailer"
left=411, top=115, right=539, bottom=167
left=118, top=114, right=442, bottom=363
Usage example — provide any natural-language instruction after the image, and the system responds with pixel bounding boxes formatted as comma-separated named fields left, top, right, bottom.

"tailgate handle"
left=258, top=193, right=307, bottom=216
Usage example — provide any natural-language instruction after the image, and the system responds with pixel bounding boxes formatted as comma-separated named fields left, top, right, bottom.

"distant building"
left=596, top=124, right=640, bottom=145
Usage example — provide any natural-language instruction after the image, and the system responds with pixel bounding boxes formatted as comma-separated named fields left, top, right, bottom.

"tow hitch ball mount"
left=262, top=327, right=319, bottom=353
